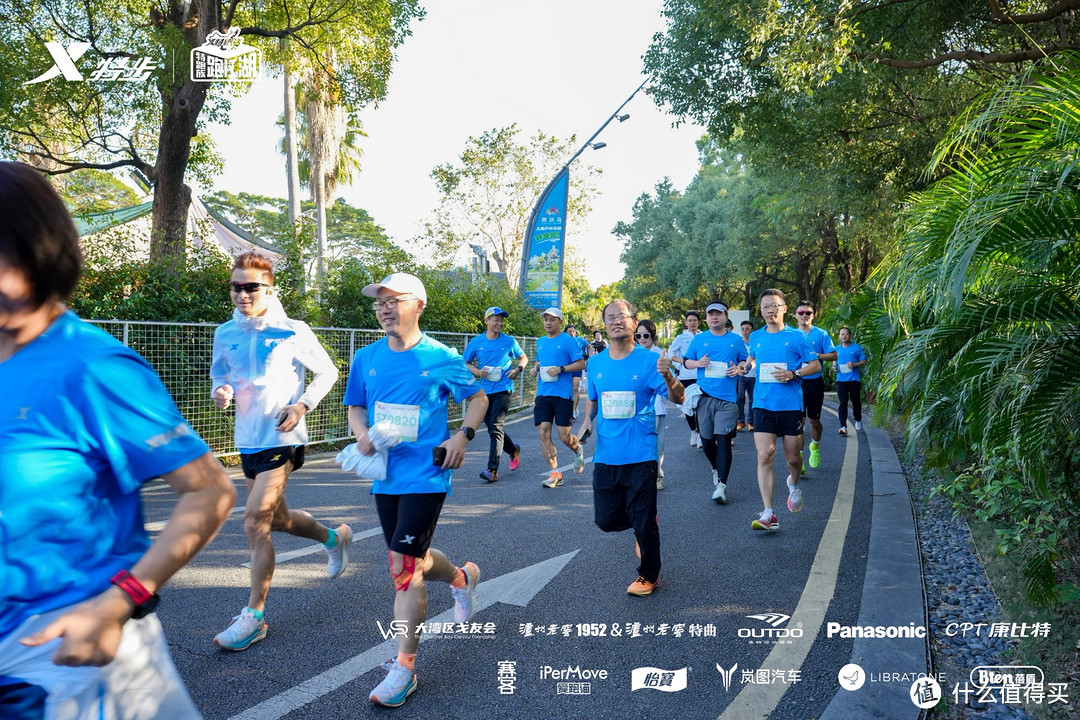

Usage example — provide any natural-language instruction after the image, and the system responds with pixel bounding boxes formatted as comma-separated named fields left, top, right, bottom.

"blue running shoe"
left=214, top=607, right=267, bottom=651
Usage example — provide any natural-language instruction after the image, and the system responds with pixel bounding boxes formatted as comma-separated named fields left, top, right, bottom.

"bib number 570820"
left=374, top=401, right=420, bottom=443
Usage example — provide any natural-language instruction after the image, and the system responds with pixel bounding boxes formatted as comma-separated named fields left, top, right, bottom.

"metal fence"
left=89, top=320, right=539, bottom=457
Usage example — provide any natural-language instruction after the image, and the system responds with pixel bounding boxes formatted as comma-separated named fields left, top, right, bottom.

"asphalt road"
left=143, top=399, right=891, bottom=720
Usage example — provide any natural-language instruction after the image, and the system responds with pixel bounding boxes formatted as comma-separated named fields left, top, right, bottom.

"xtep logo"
left=375, top=620, right=410, bottom=640
left=24, top=41, right=91, bottom=84
left=716, top=663, right=738, bottom=692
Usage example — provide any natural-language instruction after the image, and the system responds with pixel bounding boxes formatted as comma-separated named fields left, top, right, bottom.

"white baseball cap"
left=541, top=307, right=563, bottom=319
left=706, top=301, right=728, bottom=314
left=362, top=273, right=427, bottom=304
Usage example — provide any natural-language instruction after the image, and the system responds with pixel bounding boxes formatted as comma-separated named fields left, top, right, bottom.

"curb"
left=818, top=424, right=929, bottom=719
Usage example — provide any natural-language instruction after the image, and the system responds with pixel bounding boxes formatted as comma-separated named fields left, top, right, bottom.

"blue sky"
left=202, top=0, right=705, bottom=287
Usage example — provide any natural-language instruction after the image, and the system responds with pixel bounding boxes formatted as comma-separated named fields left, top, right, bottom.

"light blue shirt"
left=836, top=343, right=866, bottom=382
left=343, top=334, right=479, bottom=495
left=535, top=332, right=584, bottom=399
left=586, top=347, right=668, bottom=465
left=464, top=332, right=524, bottom=395
left=799, top=326, right=835, bottom=380
left=0, top=312, right=210, bottom=638
left=748, top=326, right=817, bottom=412
left=684, top=330, right=748, bottom=402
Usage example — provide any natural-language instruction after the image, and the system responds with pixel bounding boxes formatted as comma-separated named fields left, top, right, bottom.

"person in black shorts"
left=530, top=308, right=587, bottom=488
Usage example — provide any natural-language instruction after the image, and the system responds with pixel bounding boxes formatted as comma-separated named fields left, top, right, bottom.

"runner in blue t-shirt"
left=529, top=308, right=586, bottom=488
left=834, top=326, right=869, bottom=435
left=736, top=320, right=756, bottom=431
left=0, top=161, right=235, bottom=719
left=683, top=301, right=748, bottom=505
left=342, top=272, right=488, bottom=709
left=464, top=307, right=529, bottom=482
left=741, top=289, right=820, bottom=532
left=575, top=300, right=685, bottom=597
left=794, top=300, right=837, bottom=469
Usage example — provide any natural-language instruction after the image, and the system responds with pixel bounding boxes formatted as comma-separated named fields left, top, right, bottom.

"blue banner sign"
left=520, top=166, right=568, bottom=310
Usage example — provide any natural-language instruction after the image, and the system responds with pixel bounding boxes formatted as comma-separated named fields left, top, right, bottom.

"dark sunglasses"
left=796, top=310, right=813, bottom=316
left=230, top=282, right=269, bottom=294
left=634, top=333, right=652, bottom=340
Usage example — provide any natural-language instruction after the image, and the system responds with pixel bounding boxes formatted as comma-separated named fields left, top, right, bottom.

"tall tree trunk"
left=149, top=0, right=216, bottom=272
left=282, top=48, right=302, bottom=226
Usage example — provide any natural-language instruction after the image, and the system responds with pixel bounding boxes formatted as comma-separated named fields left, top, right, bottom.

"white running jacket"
left=210, top=296, right=338, bottom=450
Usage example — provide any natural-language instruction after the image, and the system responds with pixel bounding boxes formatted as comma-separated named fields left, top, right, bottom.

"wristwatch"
left=460, top=426, right=476, bottom=441
left=110, top=570, right=160, bottom=619
left=790, top=370, right=800, bottom=381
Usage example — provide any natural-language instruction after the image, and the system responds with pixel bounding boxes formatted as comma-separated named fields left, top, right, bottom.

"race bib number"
left=839, top=363, right=853, bottom=375
left=374, top=401, right=420, bottom=443
left=539, top=366, right=559, bottom=382
left=601, top=391, right=636, bottom=419
left=759, top=362, right=787, bottom=384
left=483, top=366, right=503, bottom=382
left=703, top=361, right=728, bottom=379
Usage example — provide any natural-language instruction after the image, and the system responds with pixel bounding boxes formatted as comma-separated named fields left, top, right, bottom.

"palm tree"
left=869, top=56, right=1080, bottom=603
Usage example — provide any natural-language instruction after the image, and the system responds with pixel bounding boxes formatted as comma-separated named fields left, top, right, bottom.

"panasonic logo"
left=539, top=665, right=609, bottom=680
left=826, top=622, right=927, bottom=639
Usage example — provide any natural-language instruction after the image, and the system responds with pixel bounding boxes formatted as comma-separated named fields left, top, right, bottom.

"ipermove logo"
left=739, top=613, right=803, bottom=644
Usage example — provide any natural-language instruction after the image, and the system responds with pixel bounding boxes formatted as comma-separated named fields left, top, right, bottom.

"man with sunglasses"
left=210, top=252, right=348, bottom=651
left=794, top=301, right=837, bottom=470
left=344, top=272, right=487, bottom=708
left=681, top=302, right=748, bottom=505
left=576, top=300, right=684, bottom=596
left=464, top=307, right=528, bottom=483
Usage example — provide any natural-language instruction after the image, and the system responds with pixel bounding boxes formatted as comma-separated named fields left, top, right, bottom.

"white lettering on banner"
left=601, top=391, right=636, bottom=419
left=373, top=401, right=419, bottom=442
left=539, top=666, right=610, bottom=680
left=825, top=622, right=927, bottom=639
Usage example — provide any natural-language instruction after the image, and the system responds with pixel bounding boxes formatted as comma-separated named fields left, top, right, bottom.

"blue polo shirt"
left=464, top=332, right=525, bottom=395
left=748, top=326, right=817, bottom=412
left=535, top=332, right=583, bottom=399
left=586, top=347, right=668, bottom=465
left=684, top=330, right=748, bottom=402
left=343, top=334, right=479, bottom=495
left=0, top=312, right=210, bottom=639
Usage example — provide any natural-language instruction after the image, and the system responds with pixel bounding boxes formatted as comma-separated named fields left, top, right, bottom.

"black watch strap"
left=461, top=426, right=475, bottom=441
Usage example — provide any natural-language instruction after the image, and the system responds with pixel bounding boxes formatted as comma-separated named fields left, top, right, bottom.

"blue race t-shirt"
left=343, top=334, right=479, bottom=495
left=836, top=343, right=866, bottom=382
left=586, top=347, right=668, bottom=465
left=799, top=326, right=835, bottom=379
left=0, top=312, right=210, bottom=639
left=684, top=330, right=748, bottom=402
left=463, top=332, right=524, bottom=395
left=535, top=332, right=583, bottom=399
left=748, top=326, right=817, bottom=412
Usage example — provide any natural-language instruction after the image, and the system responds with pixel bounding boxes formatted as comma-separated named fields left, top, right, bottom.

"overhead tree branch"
left=856, top=43, right=1080, bottom=68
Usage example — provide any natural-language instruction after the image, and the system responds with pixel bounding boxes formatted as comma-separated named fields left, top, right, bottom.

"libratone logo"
left=739, top=613, right=803, bottom=640
left=825, top=622, right=926, bottom=639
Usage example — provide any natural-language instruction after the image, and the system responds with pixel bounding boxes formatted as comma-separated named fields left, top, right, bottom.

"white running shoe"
left=711, top=469, right=719, bottom=487
left=855, top=421, right=863, bottom=431
left=712, top=482, right=727, bottom=505
left=450, top=562, right=480, bottom=622
left=326, top=523, right=353, bottom=578
left=787, top=479, right=803, bottom=513
left=369, top=659, right=418, bottom=707
left=690, top=430, right=698, bottom=446
left=213, top=607, right=267, bottom=651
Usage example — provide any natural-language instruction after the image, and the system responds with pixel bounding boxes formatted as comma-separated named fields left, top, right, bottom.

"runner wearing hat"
left=344, top=272, right=488, bottom=708
left=464, top=307, right=528, bottom=483
left=530, top=307, right=586, bottom=488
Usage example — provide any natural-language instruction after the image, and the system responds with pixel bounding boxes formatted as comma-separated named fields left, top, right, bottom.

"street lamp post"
left=518, top=80, right=649, bottom=310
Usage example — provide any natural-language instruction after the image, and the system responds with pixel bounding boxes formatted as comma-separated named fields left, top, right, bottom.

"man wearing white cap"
left=464, top=307, right=529, bottom=483
left=681, top=301, right=748, bottom=505
left=529, top=307, right=586, bottom=488
left=343, top=272, right=488, bottom=708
